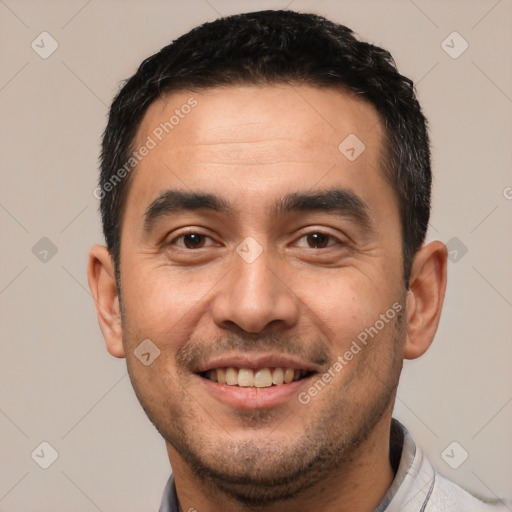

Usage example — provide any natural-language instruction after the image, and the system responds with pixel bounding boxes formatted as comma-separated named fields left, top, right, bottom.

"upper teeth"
left=206, top=367, right=306, bottom=387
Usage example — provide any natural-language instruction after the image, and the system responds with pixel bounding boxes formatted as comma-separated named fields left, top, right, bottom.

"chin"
left=177, top=439, right=328, bottom=506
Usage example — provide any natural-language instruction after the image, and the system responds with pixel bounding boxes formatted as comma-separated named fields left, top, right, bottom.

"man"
left=87, top=10, right=508, bottom=511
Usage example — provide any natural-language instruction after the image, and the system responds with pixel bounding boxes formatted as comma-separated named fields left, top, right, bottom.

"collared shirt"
left=159, top=419, right=509, bottom=511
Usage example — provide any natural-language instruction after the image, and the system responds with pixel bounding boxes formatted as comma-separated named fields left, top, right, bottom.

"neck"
left=167, top=416, right=396, bottom=512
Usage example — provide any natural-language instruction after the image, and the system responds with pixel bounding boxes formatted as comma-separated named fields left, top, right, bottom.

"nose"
left=210, top=246, right=299, bottom=334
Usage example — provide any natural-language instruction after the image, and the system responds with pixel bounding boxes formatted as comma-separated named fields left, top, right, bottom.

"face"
left=117, top=85, right=407, bottom=502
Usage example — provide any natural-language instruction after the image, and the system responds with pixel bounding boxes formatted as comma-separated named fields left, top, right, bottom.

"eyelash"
left=170, top=231, right=218, bottom=249
left=169, top=230, right=345, bottom=250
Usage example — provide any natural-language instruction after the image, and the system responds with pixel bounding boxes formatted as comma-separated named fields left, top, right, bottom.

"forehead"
left=127, top=84, right=389, bottom=217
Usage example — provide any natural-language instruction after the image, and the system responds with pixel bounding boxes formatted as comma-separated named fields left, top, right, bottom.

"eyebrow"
left=143, top=190, right=233, bottom=232
left=272, top=189, right=371, bottom=227
left=143, top=188, right=372, bottom=232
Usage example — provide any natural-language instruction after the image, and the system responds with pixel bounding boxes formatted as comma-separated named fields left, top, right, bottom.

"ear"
left=403, top=241, right=448, bottom=360
left=87, top=245, right=125, bottom=358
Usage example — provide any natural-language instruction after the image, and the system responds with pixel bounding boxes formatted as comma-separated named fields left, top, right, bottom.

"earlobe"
left=403, top=241, right=448, bottom=360
left=87, top=245, right=125, bottom=358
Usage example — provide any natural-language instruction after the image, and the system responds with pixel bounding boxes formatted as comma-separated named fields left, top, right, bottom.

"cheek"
left=120, top=264, right=212, bottom=343
left=295, top=267, right=399, bottom=347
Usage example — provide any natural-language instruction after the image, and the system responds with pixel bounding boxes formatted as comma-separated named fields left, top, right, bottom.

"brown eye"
left=182, top=233, right=205, bottom=248
left=171, top=232, right=216, bottom=249
left=306, top=232, right=331, bottom=248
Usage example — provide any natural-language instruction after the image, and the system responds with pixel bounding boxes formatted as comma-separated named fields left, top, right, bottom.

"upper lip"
left=196, top=353, right=320, bottom=373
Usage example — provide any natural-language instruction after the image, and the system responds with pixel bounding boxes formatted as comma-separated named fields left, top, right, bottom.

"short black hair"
left=99, top=9, right=431, bottom=286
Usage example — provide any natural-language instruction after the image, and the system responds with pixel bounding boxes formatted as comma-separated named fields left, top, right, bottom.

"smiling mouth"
left=200, top=367, right=314, bottom=388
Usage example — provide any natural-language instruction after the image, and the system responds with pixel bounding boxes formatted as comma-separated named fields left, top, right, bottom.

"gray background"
left=1, top=0, right=511, bottom=510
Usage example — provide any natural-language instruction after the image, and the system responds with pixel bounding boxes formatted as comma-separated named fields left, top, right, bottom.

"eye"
left=170, top=232, right=217, bottom=249
left=294, top=231, right=341, bottom=249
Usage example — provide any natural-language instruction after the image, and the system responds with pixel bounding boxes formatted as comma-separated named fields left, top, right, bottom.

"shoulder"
left=424, top=471, right=511, bottom=512
left=385, top=421, right=510, bottom=512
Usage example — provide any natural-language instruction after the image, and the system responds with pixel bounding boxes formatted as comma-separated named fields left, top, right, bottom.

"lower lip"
left=198, top=374, right=313, bottom=409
